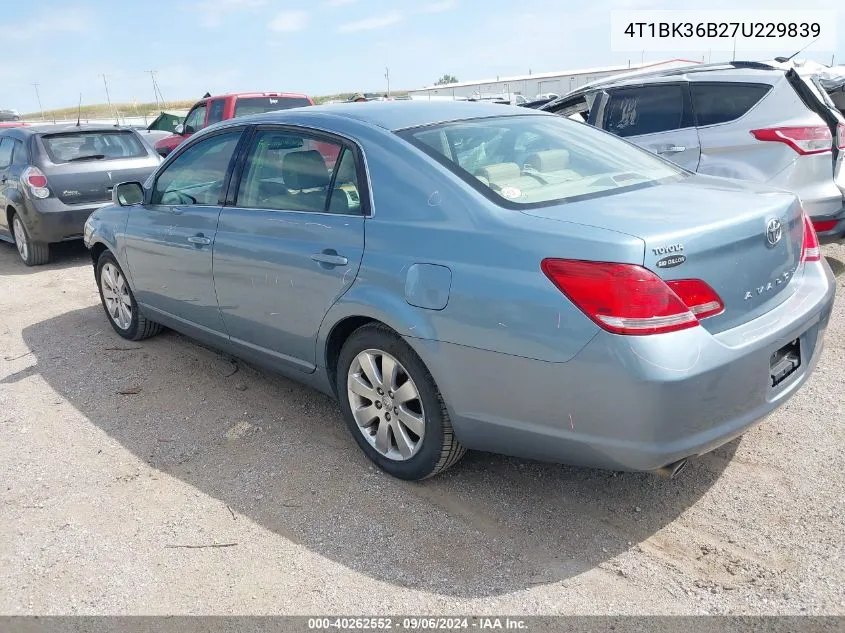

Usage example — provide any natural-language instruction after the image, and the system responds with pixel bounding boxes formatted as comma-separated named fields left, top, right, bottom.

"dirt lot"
left=1, top=240, right=844, bottom=615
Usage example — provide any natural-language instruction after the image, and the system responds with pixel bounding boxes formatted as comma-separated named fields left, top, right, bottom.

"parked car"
left=534, top=92, right=560, bottom=100
left=154, top=92, right=314, bottom=157
left=0, top=109, right=20, bottom=122
left=0, top=124, right=161, bottom=265
left=84, top=102, right=834, bottom=480
left=541, top=61, right=845, bottom=243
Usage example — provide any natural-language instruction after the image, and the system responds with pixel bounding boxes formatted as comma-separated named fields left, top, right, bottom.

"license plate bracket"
left=770, top=338, right=801, bottom=387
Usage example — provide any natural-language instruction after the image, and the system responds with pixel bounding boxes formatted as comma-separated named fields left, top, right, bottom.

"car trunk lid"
left=44, top=160, right=158, bottom=205
left=520, top=175, right=805, bottom=334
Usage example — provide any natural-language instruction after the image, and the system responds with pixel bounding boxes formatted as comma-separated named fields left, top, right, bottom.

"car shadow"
left=0, top=240, right=89, bottom=274
left=825, top=255, right=845, bottom=278
left=21, top=306, right=735, bottom=598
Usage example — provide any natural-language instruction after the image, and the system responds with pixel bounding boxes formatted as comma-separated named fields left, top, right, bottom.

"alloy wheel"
left=100, top=262, right=133, bottom=330
left=13, top=216, right=28, bottom=261
left=346, top=349, right=426, bottom=461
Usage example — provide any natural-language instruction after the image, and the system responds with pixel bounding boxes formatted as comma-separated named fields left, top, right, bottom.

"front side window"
left=0, top=138, right=13, bottom=168
left=183, top=105, right=207, bottom=134
left=207, top=99, right=226, bottom=126
left=235, top=130, right=361, bottom=214
left=401, top=114, right=684, bottom=208
left=40, top=131, right=147, bottom=163
left=604, top=85, right=685, bottom=137
left=151, top=131, right=242, bottom=206
left=691, top=83, right=770, bottom=126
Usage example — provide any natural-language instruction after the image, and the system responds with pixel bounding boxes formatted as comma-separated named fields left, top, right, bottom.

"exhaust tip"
left=654, top=458, right=688, bottom=479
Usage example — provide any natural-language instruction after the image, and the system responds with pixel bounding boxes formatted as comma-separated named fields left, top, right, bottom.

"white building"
left=407, top=59, right=701, bottom=101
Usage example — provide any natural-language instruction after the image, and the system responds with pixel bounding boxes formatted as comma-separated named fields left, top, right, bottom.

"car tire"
left=95, top=251, right=162, bottom=341
left=336, top=323, right=466, bottom=480
left=11, top=214, right=49, bottom=266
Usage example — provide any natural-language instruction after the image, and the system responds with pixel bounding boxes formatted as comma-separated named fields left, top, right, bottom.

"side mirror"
left=174, top=123, right=185, bottom=135
left=113, top=181, right=144, bottom=207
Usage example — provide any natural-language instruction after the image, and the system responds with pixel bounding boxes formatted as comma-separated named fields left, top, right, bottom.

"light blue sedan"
left=84, top=101, right=836, bottom=480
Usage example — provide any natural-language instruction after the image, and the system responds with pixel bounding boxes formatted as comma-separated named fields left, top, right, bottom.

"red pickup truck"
left=154, top=92, right=314, bottom=157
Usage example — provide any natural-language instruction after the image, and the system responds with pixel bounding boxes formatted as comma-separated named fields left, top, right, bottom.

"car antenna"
left=76, top=93, right=82, bottom=127
left=774, top=36, right=820, bottom=63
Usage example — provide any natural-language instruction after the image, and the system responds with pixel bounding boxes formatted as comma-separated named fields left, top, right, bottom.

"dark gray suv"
left=0, top=124, right=161, bottom=265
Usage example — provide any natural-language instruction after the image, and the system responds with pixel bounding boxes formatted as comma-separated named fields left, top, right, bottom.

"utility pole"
left=147, top=70, right=166, bottom=109
left=32, top=83, right=45, bottom=120
left=384, top=67, right=390, bottom=97
left=100, top=73, right=116, bottom=123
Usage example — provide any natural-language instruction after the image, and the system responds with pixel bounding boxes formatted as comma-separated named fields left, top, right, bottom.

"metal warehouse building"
left=407, top=58, right=701, bottom=101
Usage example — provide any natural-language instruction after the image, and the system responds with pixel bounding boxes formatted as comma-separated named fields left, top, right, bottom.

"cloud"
left=269, top=11, right=308, bottom=32
left=192, top=0, right=267, bottom=29
left=418, top=1, right=456, bottom=13
left=337, top=11, right=402, bottom=33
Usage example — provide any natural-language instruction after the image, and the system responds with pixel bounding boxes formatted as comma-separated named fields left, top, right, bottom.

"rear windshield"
left=41, top=131, right=146, bottom=163
left=399, top=114, right=684, bottom=207
left=233, top=96, right=311, bottom=118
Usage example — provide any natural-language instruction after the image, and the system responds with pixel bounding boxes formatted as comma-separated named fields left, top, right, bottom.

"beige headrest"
left=525, top=149, right=570, bottom=172
left=475, top=162, right=521, bottom=182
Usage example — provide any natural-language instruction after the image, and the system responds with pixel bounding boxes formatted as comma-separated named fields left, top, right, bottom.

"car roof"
left=562, top=61, right=785, bottom=96
left=228, top=100, right=547, bottom=131
left=202, top=92, right=311, bottom=101
left=0, top=124, right=140, bottom=139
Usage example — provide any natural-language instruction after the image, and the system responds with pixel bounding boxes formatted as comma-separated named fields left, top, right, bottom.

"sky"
left=2, top=0, right=844, bottom=114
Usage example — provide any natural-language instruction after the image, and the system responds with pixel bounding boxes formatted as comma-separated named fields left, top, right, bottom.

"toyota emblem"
left=766, top=219, right=783, bottom=246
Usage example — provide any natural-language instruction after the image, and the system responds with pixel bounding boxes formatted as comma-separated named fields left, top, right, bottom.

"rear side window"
left=207, top=99, right=226, bottom=125
left=12, top=139, right=27, bottom=165
left=604, top=85, right=685, bottom=137
left=0, top=138, right=13, bottom=168
left=40, top=131, right=147, bottom=163
left=691, top=83, right=770, bottom=126
left=233, top=97, right=311, bottom=118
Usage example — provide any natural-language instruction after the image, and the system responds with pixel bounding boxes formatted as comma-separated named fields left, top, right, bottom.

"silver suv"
left=542, top=61, right=845, bottom=243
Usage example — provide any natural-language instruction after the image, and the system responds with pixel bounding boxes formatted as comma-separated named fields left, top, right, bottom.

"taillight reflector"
left=812, top=219, right=838, bottom=233
left=750, top=125, right=832, bottom=155
left=540, top=259, right=725, bottom=336
left=801, top=212, right=821, bottom=262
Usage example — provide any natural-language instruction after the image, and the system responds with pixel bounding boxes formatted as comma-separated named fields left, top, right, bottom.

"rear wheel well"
left=6, top=206, right=16, bottom=232
left=325, top=316, right=382, bottom=395
left=90, top=242, right=108, bottom=268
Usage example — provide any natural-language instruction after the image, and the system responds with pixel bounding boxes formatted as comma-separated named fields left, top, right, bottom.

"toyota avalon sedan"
left=83, top=101, right=835, bottom=480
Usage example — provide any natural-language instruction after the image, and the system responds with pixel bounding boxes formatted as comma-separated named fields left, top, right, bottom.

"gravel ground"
left=0, top=240, right=844, bottom=616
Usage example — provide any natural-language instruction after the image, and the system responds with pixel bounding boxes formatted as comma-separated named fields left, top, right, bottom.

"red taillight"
left=812, top=219, right=838, bottom=233
left=666, top=279, right=725, bottom=319
left=750, top=125, right=832, bottom=155
left=801, top=212, right=821, bottom=262
left=20, top=166, right=50, bottom=199
left=540, top=259, right=721, bottom=336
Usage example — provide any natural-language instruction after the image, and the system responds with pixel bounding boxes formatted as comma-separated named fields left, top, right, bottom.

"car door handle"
left=657, top=145, right=686, bottom=154
left=311, top=252, right=348, bottom=266
left=187, top=235, right=212, bottom=245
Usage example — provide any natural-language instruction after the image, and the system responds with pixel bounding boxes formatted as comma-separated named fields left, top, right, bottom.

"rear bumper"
left=20, top=197, right=111, bottom=244
left=411, top=260, right=836, bottom=472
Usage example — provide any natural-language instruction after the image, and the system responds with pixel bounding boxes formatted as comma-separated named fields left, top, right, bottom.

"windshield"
left=400, top=114, right=685, bottom=207
left=233, top=96, right=311, bottom=118
left=41, top=131, right=147, bottom=163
